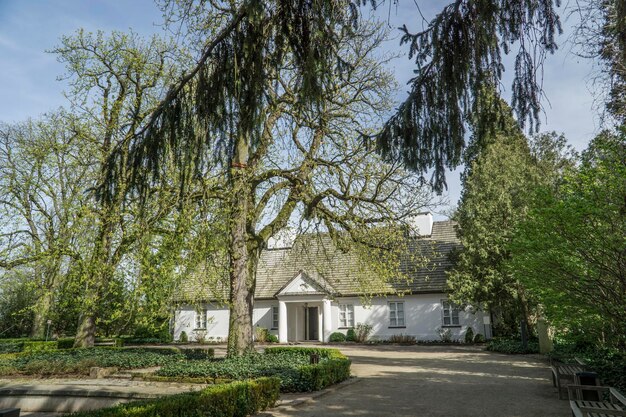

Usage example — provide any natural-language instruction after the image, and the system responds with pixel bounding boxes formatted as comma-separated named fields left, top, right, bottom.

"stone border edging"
left=276, top=377, right=361, bottom=408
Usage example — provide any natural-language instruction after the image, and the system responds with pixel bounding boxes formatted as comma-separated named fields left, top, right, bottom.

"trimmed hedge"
left=57, top=338, right=76, bottom=349
left=264, top=347, right=351, bottom=392
left=118, top=337, right=163, bottom=345
left=263, top=347, right=345, bottom=359
left=22, top=341, right=57, bottom=353
left=486, top=337, right=539, bottom=354
left=157, top=347, right=351, bottom=392
left=66, top=377, right=280, bottom=417
left=0, top=339, right=27, bottom=354
left=182, top=347, right=215, bottom=360
left=0, top=339, right=58, bottom=354
left=0, top=338, right=77, bottom=353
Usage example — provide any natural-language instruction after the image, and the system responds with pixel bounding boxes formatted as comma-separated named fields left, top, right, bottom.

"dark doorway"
left=305, top=306, right=319, bottom=341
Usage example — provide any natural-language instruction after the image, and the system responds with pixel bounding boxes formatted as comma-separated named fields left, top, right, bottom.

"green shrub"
left=179, top=331, right=188, bottom=343
left=329, top=332, right=346, bottom=343
left=584, top=352, right=626, bottom=393
left=119, top=337, right=165, bottom=345
left=158, top=347, right=351, bottom=392
left=57, top=338, right=75, bottom=349
left=473, top=333, right=485, bottom=343
left=0, top=347, right=187, bottom=376
left=263, top=347, right=345, bottom=359
left=0, top=339, right=59, bottom=354
left=261, top=347, right=351, bottom=392
left=183, top=348, right=215, bottom=360
left=22, top=341, right=57, bottom=354
left=0, top=364, right=18, bottom=376
left=267, top=334, right=278, bottom=343
left=486, top=337, right=539, bottom=354
left=464, top=327, right=474, bottom=344
left=345, top=329, right=356, bottom=342
left=67, top=377, right=280, bottom=417
left=550, top=343, right=626, bottom=393
left=0, top=339, right=27, bottom=354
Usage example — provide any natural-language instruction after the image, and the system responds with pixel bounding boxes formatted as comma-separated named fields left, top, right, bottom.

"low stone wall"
left=0, top=387, right=161, bottom=413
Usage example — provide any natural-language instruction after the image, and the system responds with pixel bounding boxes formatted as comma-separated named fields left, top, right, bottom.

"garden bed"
left=485, top=337, right=540, bottom=354
left=156, top=347, right=351, bottom=392
left=0, top=347, right=190, bottom=376
left=65, top=377, right=280, bottom=417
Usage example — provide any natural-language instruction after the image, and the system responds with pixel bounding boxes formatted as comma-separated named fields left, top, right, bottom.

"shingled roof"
left=177, top=220, right=460, bottom=302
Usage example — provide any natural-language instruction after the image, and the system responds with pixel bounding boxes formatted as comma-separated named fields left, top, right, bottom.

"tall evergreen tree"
left=447, top=98, right=538, bottom=334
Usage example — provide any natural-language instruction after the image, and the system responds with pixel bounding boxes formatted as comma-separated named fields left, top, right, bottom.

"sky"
left=0, top=1, right=602, bottom=217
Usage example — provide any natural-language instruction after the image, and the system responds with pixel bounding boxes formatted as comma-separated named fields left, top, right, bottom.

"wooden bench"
left=569, top=386, right=626, bottom=417
left=551, top=357, right=587, bottom=399
left=0, top=408, right=20, bottom=417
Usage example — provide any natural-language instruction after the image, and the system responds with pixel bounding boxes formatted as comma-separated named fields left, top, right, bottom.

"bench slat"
left=0, top=408, right=20, bottom=417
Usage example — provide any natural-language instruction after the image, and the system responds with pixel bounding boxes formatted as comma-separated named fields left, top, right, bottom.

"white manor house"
left=173, top=213, right=490, bottom=343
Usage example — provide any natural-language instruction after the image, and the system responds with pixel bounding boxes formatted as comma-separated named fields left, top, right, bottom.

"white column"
left=323, top=299, right=332, bottom=342
left=278, top=300, right=288, bottom=343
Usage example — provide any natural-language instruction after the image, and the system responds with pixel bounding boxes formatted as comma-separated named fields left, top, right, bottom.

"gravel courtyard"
left=260, top=344, right=569, bottom=417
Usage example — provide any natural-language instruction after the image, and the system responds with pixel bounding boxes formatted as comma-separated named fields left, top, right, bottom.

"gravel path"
left=259, top=344, right=569, bottom=417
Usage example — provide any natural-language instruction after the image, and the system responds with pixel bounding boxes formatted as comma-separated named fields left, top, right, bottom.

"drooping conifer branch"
left=101, top=0, right=364, bottom=203
left=375, top=0, right=562, bottom=193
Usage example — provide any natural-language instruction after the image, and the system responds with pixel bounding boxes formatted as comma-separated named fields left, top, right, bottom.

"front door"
left=306, top=306, right=319, bottom=340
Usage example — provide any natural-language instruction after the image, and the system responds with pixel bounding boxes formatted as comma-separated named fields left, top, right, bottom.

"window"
left=339, top=304, right=354, bottom=328
left=388, top=301, right=405, bottom=327
left=271, top=306, right=279, bottom=329
left=442, top=300, right=460, bottom=326
left=195, top=310, right=207, bottom=329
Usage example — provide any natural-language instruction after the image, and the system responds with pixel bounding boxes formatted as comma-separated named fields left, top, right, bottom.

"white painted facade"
left=173, top=216, right=490, bottom=343
left=173, top=292, right=490, bottom=343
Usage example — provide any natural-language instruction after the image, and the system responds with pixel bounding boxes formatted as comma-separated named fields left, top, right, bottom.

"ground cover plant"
left=0, top=347, right=187, bottom=376
left=486, top=337, right=539, bottom=354
left=66, top=377, right=280, bottom=417
left=157, top=347, right=351, bottom=392
left=550, top=341, right=626, bottom=393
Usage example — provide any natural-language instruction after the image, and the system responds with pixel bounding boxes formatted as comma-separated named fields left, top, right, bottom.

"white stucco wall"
left=329, top=293, right=488, bottom=341
left=174, top=302, right=230, bottom=342
left=174, top=294, right=489, bottom=342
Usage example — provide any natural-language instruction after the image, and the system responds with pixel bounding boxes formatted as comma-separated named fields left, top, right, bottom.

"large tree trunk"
left=226, top=138, right=257, bottom=357
left=31, top=289, right=54, bottom=339
left=74, top=218, right=114, bottom=348
left=74, top=312, right=96, bottom=347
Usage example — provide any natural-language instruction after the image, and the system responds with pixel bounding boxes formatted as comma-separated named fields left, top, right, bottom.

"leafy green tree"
left=0, top=114, right=91, bottom=339
left=110, top=15, right=435, bottom=355
left=52, top=30, right=181, bottom=347
left=509, top=130, right=626, bottom=347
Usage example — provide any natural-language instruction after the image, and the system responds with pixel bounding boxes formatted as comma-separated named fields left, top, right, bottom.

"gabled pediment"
left=275, top=270, right=334, bottom=296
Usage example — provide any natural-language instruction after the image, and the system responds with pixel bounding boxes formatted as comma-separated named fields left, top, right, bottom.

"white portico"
left=275, top=270, right=334, bottom=343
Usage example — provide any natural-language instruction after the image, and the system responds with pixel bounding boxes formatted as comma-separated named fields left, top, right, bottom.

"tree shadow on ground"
left=258, top=347, right=569, bottom=417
